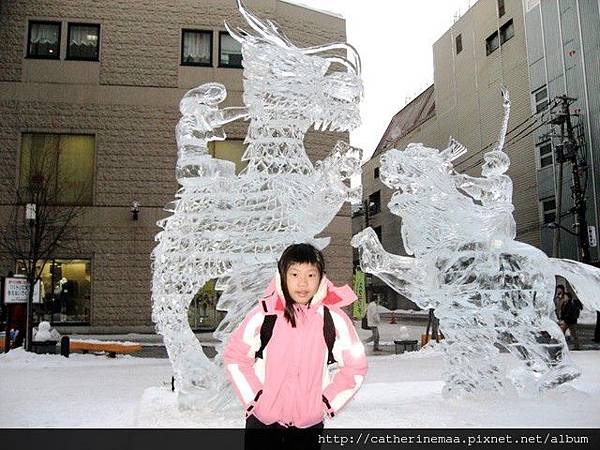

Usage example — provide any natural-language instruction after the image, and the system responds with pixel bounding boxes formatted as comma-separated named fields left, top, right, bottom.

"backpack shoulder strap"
left=323, top=306, right=337, bottom=365
left=255, top=308, right=337, bottom=364
left=255, top=314, right=277, bottom=359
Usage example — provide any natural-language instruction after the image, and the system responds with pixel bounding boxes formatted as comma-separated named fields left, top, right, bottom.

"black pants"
left=244, top=415, right=323, bottom=450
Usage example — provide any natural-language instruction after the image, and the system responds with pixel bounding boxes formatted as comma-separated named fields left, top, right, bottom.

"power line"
left=504, top=119, right=542, bottom=147
left=459, top=106, right=559, bottom=174
left=454, top=99, right=560, bottom=171
left=453, top=114, right=537, bottom=169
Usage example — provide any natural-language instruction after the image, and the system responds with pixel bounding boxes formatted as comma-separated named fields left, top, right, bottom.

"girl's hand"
left=322, top=395, right=335, bottom=418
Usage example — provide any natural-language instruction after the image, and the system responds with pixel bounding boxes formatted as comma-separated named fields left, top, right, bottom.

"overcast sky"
left=287, top=0, right=474, bottom=161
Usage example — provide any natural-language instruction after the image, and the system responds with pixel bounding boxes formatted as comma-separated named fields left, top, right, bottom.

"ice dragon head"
left=226, top=0, right=362, bottom=132
left=380, top=142, right=461, bottom=197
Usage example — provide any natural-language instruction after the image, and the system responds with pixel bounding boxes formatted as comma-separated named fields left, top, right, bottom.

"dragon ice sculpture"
left=151, top=0, right=363, bottom=409
left=353, top=88, right=600, bottom=398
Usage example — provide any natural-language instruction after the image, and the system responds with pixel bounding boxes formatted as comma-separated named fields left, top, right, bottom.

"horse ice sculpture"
left=151, top=1, right=362, bottom=409
left=352, top=88, right=600, bottom=398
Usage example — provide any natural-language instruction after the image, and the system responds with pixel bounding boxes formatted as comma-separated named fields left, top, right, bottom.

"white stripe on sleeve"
left=226, top=363, right=254, bottom=405
left=330, top=375, right=364, bottom=411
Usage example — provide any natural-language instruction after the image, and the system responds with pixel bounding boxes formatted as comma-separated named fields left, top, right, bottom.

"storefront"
left=16, top=259, right=91, bottom=325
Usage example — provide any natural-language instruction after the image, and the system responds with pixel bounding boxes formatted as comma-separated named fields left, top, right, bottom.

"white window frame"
left=533, top=86, right=548, bottom=113
left=537, top=140, right=553, bottom=169
left=541, top=197, right=557, bottom=225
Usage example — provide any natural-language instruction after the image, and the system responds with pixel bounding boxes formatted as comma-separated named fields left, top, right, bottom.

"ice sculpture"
left=151, top=0, right=363, bottom=409
left=353, top=88, right=600, bottom=398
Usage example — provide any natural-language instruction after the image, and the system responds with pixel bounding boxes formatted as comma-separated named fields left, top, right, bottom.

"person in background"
left=364, top=298, right=381, bottom=352
left=559, top=292, right=584, bottom=351
left=554, top=284, right=566, bottom=322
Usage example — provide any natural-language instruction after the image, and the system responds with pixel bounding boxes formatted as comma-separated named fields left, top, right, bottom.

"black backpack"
left=254, top=306, right=337, bottom=365
left=361, top=316, right=369, bottom=330
left=561, top=298, right=583, bottom=324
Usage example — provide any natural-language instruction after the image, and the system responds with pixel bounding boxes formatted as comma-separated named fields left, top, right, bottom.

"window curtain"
left=57, top=135, right=95, bottom=204
left=20, top=134, right=60, bottom=199
left=29, top=23, right=59, bottom=56
left=184, top=32, right=210, bottom=64
left=69, top=25, right=98, bottom=59
left=20, top=134, right=94, bottom=205
left=31, top=23, right=59, bottom=44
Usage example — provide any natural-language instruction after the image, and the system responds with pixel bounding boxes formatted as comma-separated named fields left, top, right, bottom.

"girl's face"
left=285, top=263, right=321, bottom=305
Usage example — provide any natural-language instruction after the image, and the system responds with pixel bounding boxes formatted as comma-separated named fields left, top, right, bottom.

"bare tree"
left=0, top=140, right=88, bottom=351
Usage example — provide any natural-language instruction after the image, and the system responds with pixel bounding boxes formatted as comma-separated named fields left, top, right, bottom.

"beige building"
left=355, top=0, right=539, bottom=309
left=0, top=0, right=353, bottom=333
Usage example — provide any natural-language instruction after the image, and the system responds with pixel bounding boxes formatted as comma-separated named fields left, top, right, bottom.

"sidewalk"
left=8, top=316, right=596, bottom=358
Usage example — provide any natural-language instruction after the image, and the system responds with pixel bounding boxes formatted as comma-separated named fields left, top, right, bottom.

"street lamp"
left=544, top=221, right=578, bottom=237
left=131, top=200, right=140, bottom=221
left=25, top=203, right=36, bottom=351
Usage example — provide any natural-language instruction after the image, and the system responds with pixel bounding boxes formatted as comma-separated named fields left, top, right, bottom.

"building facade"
left=0, top=0, right=353, bottom=333
left=355, top=0, right=540, bottom=310
left=523, top=0, right=600, bottom=263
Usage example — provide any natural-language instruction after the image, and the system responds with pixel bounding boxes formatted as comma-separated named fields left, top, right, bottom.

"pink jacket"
left=223, top=274, right=368, bottom=428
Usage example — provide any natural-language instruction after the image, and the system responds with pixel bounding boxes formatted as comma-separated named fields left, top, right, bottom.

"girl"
left=223, top=243, right=367, bottom=450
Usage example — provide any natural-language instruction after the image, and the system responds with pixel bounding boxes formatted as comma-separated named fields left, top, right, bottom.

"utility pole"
left=551, top=95, right=590, bottom=263
left=363, top=198, right=370, bottom=228
left=552, top=95, right=600, bottom=343
left=363, top=198, right=371, bottom=301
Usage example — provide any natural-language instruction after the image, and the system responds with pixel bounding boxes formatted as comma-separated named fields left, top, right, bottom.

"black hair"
left=277, top=243, right=325, bottom=328
left=556, top=284, right=565, bottom=292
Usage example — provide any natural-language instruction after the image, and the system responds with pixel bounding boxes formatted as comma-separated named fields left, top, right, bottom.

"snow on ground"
left=2, top=345, right=599, bottom=428
left=0, top=350, right=173, bottom=427
left=579, top=308, right=598, bottom=325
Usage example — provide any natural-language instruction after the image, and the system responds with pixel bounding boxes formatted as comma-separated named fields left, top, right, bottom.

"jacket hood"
left=259, top=272, right=357, bottom=313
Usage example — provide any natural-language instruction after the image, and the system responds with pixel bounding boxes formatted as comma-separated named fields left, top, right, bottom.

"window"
left=16, top=259, right=91, bottom=324
left=208, top=140, right=247, bottom=174
left=181, top=29, right=212, bottom=66
left=455, top=34, right=463, bottom=54
left=219, top=31, right=242, bottom=68
left=486, top=19, right=514, bottom=56
left=19, top=133, right=95, bottom=205
left=369, top=191, right=381, bottom=216
left=500, top=19, right=514, bottom=45
left=537, top=141, right=553, bottom=168
left=533, top=86, right=548, bottom=113
left=374, top=226, right=383, bottom=243
left=66, top=23, right=100, bottom=60
left=498, top=0, right=506, bottom=17
left=541, top=198, right=557, bottom=224
left=374, top=167, right=380, bottom=179
left=27, top=21, right=61, bottom=59
left=486, top=31, right=499, bottom=55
